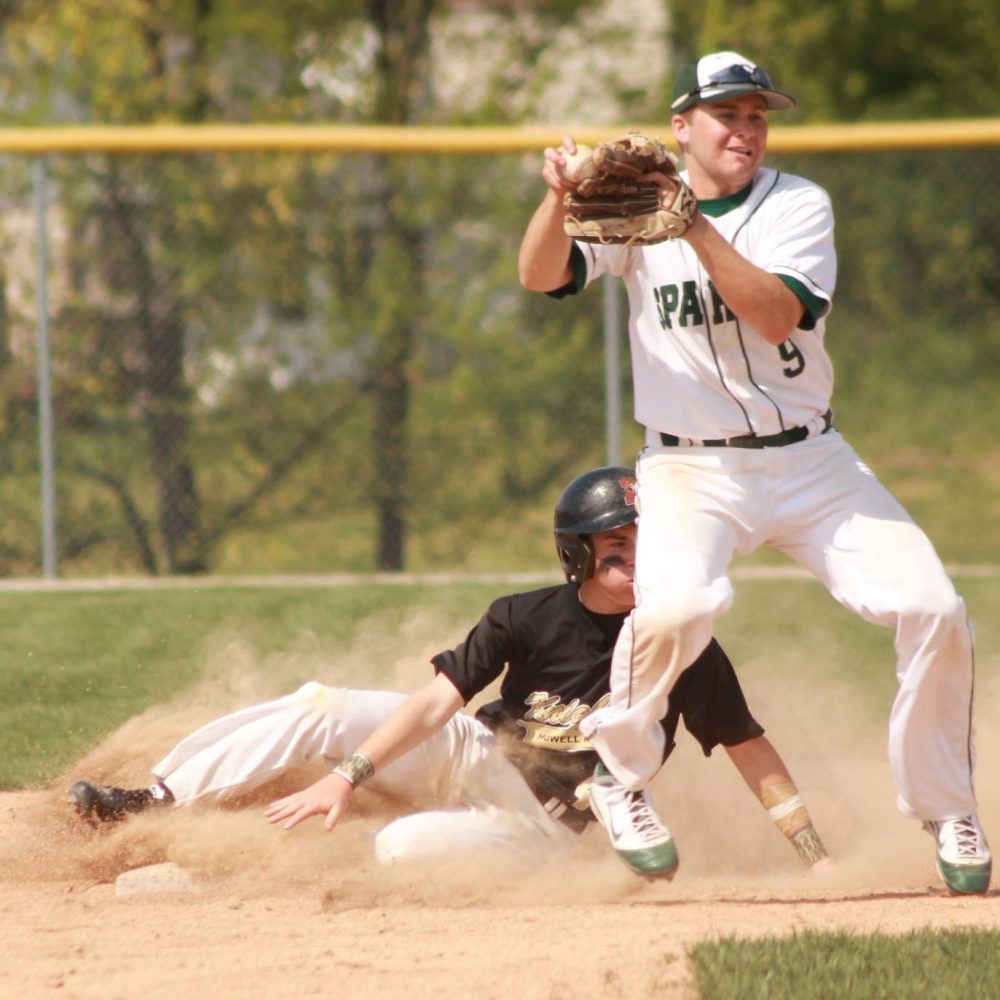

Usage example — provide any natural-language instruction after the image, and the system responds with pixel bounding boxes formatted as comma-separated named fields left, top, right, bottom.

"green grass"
left=690, top=928, right=1000, bottom=1000
left=2, top=573, right=996, bottom=789
left=0, top=580, right=514, bottom=789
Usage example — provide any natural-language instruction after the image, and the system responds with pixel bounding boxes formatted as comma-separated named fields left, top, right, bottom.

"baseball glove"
left=562, top=133, right=697, bottom=246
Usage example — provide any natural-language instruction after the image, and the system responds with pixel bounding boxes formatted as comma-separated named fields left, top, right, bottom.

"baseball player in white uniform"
left=518, top=51, right=990, bottom=894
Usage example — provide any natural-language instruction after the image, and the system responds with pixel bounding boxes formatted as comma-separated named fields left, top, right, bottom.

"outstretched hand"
left=264, top=772, right=354, bottom=832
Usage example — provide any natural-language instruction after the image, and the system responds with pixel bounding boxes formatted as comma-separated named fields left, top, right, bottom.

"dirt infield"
left=3, top=786, right=998, bottom=996
left=2, top=665, right=998, bottom=999
left=1, top=855, right=997, bottom=1000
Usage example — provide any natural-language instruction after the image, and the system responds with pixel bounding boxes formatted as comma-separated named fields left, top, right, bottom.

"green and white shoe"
left=923, top=816, right=992, bottom=895
left=589, top=763, right=679, bottom=878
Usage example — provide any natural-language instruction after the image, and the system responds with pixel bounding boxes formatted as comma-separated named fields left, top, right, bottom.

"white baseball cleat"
left=588, top=763, right=678, bottom=878
left=923, top=815, right=992, bottom=895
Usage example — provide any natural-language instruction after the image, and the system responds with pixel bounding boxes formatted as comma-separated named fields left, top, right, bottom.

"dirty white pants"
left=152, top=682, right=571, bottom=863
left=581, top=431, right=979, bottom=823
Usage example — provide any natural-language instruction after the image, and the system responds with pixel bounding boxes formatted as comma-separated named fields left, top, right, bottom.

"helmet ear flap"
left=556, top=535, right=597, bottom=583
left=580, top=536, right=596, bottom=583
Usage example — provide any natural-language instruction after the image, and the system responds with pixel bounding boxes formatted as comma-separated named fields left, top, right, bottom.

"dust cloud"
left=3, top=606, right=997, bottom=907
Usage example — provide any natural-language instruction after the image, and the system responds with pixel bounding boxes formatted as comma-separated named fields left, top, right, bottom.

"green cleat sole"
left=617, top=842, right=679, bottom=879
left=937, top=857, right=992, bottom=895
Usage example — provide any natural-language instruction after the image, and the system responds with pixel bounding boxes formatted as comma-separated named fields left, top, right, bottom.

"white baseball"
left=562, top=144, right=596, bottom=184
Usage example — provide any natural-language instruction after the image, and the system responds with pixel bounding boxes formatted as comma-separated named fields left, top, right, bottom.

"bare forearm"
left=683, top=215, right=802, bottom=345
left=725, top=734, right=791, bottom=796
left=264, top=672, right=463, bottom=831
left=519, top=188, right=574, bottom=291
left=354, top=672, right=463, bottom=773
left=726, top=736, right=829, bottom=867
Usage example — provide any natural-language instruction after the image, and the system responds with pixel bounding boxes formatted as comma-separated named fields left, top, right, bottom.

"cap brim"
left=672, top=86, right=796, bottom=114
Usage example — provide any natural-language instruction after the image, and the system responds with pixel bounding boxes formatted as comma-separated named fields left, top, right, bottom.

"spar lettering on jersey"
left=654, top=280, right=734, bottom=329
left=654, top=280, right=807, bottom=379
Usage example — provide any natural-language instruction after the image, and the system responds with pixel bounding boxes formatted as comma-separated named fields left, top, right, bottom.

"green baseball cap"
left=671, top=50, right=795, bottom=114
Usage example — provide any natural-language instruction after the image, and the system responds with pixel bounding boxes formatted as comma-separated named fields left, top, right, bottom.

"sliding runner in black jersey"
left=69, top=467, right=828, bottom=879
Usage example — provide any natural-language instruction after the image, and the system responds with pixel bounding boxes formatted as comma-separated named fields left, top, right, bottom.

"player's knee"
left=932, top=591, right=967, bottom=629
left=633, top=583, right=723, bottom=640
left=373, top=812, right=457, bottom=865
left=293, top=681, right=324, bottom=697
left=373, top=820, right=415, bottom=865
left=291, top=680, right=342, bottom=708
left=896, top=584, right=971, bottom=656
left=899, top=584, right=967, bottom=631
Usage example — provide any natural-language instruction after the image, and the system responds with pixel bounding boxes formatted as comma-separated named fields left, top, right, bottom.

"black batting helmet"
left=553, top=466, right=637, bottom=584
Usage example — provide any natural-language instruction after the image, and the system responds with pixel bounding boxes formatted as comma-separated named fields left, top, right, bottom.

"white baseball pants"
left=581, top=430, right=978, bottom=823
left=152, top=682, right=571, bottom=863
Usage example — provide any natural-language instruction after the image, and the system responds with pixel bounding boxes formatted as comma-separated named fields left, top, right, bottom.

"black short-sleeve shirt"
left=432, top=584, right=763, bottom=819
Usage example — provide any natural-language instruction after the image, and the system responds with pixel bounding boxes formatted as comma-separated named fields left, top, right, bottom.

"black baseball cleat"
left=68, top=780, right=165, bottom=823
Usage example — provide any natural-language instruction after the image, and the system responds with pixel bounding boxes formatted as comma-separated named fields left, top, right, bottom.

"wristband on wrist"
left=331, top=752, right=375, bottom=788
left=790, top=825, right=829, bottom=866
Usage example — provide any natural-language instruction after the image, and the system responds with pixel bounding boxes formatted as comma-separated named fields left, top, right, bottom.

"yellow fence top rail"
left=0, top=119, right=997, bottom=155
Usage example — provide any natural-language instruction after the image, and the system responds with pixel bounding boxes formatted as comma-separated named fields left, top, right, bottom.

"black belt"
left=660, top=410, right=833, bottom=449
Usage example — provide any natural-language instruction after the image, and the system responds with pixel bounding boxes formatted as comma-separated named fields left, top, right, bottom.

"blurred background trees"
left=0, top=0, right=996, bottom=575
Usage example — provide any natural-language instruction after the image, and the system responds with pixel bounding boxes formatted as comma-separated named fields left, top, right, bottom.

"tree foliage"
left=0, top=2, right=996, bottom=575
left=666, top=0, right=1000, bottom=122
left=0, top=1, right=614, bottom=574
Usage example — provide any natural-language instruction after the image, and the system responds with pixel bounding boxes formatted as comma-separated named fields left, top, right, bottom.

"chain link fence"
left=1, top=127, right=998, bottom=578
